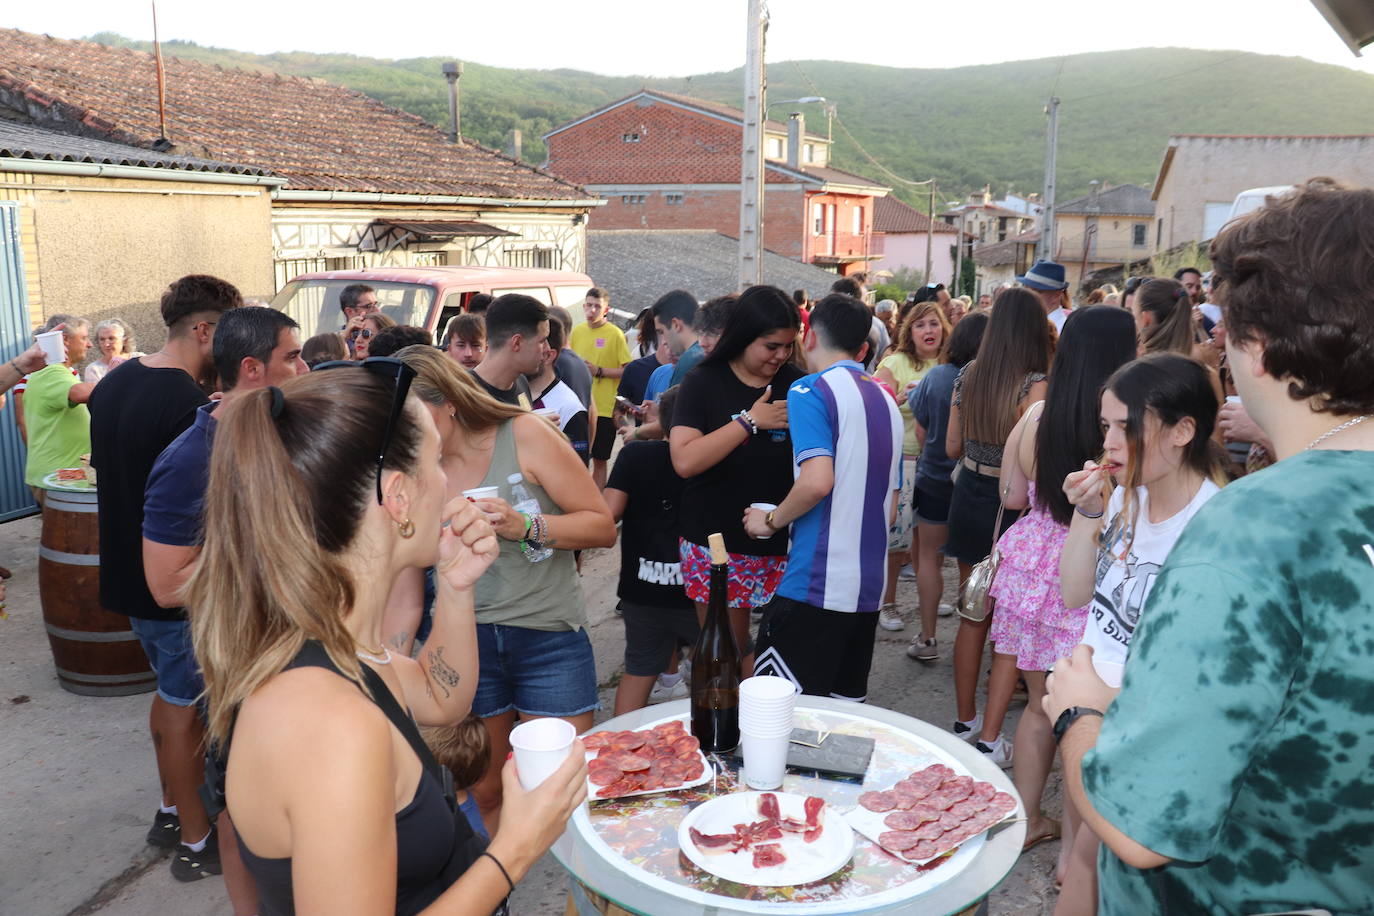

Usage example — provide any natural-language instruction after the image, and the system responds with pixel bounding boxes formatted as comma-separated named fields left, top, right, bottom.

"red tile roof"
left=0, top=29, right=591, bottom=201
left=643, top=89, right=830, bottom=140
left=873, top=195, right=956, bottom=234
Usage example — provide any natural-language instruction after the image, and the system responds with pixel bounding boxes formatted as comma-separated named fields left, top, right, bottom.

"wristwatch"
left=1052, top=706, right=1104, bottom=744
left=764, top=509, right=778, bottom=532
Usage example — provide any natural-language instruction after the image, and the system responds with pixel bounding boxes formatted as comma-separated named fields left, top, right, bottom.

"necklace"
left=1305, top=415, right=1373, bottom=451
left=356, top=644, right=393, bottom=665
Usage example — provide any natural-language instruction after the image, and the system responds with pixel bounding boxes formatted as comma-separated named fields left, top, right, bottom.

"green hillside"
left=86, top=34, right=1374, bottom=208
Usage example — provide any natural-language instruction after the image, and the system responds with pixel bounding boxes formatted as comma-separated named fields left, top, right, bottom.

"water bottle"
left=507, top=473, right=553, bottom=563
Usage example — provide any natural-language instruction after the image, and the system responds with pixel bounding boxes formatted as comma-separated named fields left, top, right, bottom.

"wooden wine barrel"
left=39, top=486, right=155, bottom=696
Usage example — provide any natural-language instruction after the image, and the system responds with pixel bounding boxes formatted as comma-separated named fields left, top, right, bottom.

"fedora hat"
left=1017, top=260, right=1069, bottom=291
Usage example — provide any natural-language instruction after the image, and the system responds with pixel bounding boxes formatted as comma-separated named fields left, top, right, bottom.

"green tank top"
left=472, top=419, right=585, bottom=631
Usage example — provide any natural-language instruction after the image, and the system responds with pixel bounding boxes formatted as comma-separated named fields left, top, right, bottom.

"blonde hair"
left=393, top=344, right=524, bottom=430
left=186, top=370, right=424, bottom=742
left=892, top=300, right=951, bottom=364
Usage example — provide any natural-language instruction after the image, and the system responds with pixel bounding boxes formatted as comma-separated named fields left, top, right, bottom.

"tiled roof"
left=972, top=229, right=1039, bottom=267
left=0, top=119, right=271, bottom=176
left=873, top=195, right=956, bottom=234
left=588, top=229, right=842, bottom=314
left=0, top=29, right=591, bottom=201
left=779, top=162, right=888, bottom=191
left=1056, top=183, right=1154, bottom=216
left=547, top=88, right=830, bottom=142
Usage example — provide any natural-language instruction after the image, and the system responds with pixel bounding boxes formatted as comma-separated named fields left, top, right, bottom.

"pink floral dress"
left=987, top=483, right=1089, bottom=670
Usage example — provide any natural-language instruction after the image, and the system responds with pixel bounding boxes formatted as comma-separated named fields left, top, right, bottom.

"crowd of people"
left=4, top=177, right=1371, bottom=915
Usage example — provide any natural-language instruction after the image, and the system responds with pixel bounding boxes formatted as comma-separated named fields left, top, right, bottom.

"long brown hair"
left=1136, top=278, right=1195, bottom=357
left=186, top=370, right=424, bottom=743
left=960, top=287, right=1053, bottom=444
left=393, top=344, right=525, bottom=430
left=892, top=300, right=951, bottom=364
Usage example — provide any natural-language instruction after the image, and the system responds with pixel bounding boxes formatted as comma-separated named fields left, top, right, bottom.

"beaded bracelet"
left=1075, top=505, right=1104, bottom=519
left=737, top=409, right=758, bottom=435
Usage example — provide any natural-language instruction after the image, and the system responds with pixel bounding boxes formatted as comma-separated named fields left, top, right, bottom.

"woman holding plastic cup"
left=186, top=363, right=587, bottom=915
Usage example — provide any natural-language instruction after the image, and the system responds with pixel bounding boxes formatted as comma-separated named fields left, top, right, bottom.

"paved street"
left=0, top=514, right=1061, bottom=915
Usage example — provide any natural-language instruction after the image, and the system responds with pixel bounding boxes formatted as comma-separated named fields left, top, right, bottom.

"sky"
left=6, top=0, right=1371, bottom=77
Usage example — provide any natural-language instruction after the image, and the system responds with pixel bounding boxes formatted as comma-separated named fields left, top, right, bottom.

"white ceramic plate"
left=677, top=791, right=855, bottom=887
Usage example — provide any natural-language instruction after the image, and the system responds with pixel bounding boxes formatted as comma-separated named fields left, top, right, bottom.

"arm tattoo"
left=427, top=645, right=461, bottom=700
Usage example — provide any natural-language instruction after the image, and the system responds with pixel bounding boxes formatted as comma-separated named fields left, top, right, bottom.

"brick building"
left=0, top=29, right=602, bottom=292
left=543, top=89, right=888, bottom=273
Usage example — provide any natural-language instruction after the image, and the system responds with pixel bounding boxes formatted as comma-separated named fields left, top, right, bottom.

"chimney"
left=787, top=113, right=804, bottom=169
left=507, top=129, right=522, bottom=161
left=442, top=61, right=464, bottom=143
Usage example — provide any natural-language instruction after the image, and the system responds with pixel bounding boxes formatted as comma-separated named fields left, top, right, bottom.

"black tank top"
left=230, top=642, right=491, bottom=915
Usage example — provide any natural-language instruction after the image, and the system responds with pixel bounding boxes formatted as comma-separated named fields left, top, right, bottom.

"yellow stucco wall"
left=0, top=170, right=273, bottom=347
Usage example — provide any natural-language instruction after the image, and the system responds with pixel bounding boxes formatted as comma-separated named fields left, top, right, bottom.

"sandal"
left=1021, top=816, right=1061, bottom=853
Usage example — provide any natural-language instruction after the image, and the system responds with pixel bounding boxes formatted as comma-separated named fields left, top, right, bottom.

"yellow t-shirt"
left=878, top=353, right=936, bottom=456
left=570, top=322, right=631, bottom=417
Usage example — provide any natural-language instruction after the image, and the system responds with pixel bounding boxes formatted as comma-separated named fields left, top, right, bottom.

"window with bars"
left=665, top=193, right=684, bottom=205
left=622, top=194, right=646, bottom=205
left=503, top=248, right=558, bottom=269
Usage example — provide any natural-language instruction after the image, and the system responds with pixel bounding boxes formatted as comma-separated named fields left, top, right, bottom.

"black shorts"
left=591, top=416, right=617, bottom=461
left=621, top=602, right=700, bottom=677
left=753, top=596, right=879, bottom=701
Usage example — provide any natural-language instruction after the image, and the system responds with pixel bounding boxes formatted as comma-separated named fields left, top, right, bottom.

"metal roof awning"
left=374, top=219, right=518, bottom=241
left=1311, top=0, right=1374, bottom=55
left=811, top=253, right=879, bottom=266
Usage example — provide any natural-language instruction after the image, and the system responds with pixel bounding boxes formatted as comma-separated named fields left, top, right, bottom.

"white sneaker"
left=906, top=636, right=938, bottom=661
left=878, top=603, right=905, bottom=631
left=649, top=676, right=689, bottom=704
left=938, top=602, right=955, bottom=617
left=952, top=715, right=983, bottom=742
left=899, top=564, right=916, bottom=581
left=975, top=736, right=1014, bottom=768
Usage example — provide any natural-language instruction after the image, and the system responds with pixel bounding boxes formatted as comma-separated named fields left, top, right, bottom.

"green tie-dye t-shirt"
left=1083, top=450, right=1374, bottom=916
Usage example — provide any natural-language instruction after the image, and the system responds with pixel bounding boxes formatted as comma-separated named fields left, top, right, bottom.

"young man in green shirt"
left=570, top=287, right=630, bottom=489
left=1045, top=178, right=1374, bottom=914
left=23, top=319, right=94, bottom=502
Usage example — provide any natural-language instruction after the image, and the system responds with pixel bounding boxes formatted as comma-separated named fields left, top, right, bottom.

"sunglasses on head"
left=349, top=327, right=375, bottom=340
left=310, top=357, right=416, bottom=504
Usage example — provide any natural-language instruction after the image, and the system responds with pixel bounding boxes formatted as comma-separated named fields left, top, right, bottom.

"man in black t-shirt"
left=471, top=294, right=547, bottom=409
left=88, top=274, right=241, bottom=881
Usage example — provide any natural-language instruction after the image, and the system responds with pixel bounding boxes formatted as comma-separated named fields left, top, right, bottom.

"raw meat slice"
left=690, top=826, right=737, bottom=854
left=940, top=775, right=974, bottom=801
left=878, top=830, right=922, bottom=851
left=858, top=790, right=897, bottom=812
left=913, top=821, right=945, bottom=841
left=804, top=796, right=825, bottom=827
left=752, top=843, right=787, bottom=868
left=672, top=735, right=701, bottom=757
left=616, top=753, right=652, bottom=772
left=758, top=792, right=781, bottom=822
left=803, top=825, right=823, bottom=843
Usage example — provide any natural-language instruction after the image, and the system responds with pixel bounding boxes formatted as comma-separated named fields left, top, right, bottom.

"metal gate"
left=0, top=201, right=38, bottom=522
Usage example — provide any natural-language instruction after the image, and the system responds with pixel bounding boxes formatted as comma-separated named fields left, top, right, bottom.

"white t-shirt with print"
left=1080, top=478, right=1221, bottom=680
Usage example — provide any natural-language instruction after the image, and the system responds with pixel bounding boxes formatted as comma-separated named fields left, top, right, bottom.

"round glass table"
left=551, top=697, right=1026, bottom=915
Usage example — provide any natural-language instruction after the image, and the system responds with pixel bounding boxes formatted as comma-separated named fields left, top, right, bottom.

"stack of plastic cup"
left=739, top=675, right=799, bottom=789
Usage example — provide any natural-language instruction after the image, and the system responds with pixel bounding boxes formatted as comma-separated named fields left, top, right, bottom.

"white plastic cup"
left=1225, top=395, right=1241, bottom=406
left=749, top=502, right=778, bottom=513
left=741, top=730, right=790, bottom=789
left=36, top=330, right=65, bottom=366
left=462, top=486, right=500, bottom=501
left=509, top=718, right=576, bottom=790
left=1094, top=659, right=1125, bottom=689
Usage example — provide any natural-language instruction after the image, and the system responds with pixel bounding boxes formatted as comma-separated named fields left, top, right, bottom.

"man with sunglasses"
left=88, top=274, right=241, bottom=880
left=338, top=283, right=379, bottom=356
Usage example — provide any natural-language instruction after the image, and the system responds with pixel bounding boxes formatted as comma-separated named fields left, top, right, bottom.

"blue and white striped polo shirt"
left=776, top=360, right=903, bottom=614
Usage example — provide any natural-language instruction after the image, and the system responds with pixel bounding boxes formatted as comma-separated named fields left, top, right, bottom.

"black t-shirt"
left=468, top=368, right=531, bottom=408
left=617, top=353, right=661, bottom=407
left=88, top=359, right=208, bottom=620
left=606, top=441, right=692, bottom=609
left=671, top=359, right=803, bottom=556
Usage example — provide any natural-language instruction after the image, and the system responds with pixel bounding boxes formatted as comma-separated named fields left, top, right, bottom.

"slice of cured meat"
left=690, top=826, right=737, bottom=854
left=758, top=792, right=781, bottom=822
left=906, top=840, right=941, bottom=861
left=803, top=796, right=825, bottom=826
left=890, top=791, right=917, bottom=810
left=971, top=782, right=997, bottom=802
left=879, top=830, right=921, bottom=851
left=616, top=753, right=652, bottom=772
left=581, top=732, right=611, bottom=750
left=939, top=775, right=975, bottom=802
left=883, top=810, right=929, bottom=830
left=587, top=765, right=620, bottom=787
left=612, top=730, right=646, bottom=750
left=948, top=799, right=983, bottom=820
left=913, top=820, right=945, bottom=841
left=987, top=791, right=1017, bottom=815
left=671, top=735, right=701, bottom=757
left=752, top=843, right=787, bottom=867
left=939, top=811, right=964, bottom=830
left=858, top=790, right=897, bottom=812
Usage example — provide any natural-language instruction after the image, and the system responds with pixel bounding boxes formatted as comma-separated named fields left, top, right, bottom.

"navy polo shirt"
left=143, top=403, right=217, bottom=548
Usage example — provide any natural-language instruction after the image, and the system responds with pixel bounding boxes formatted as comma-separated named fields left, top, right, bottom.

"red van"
left=270, top=266, right=628, bottom=343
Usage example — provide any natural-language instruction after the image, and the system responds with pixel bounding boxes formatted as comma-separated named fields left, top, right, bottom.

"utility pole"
left=924, top=186, right=935, bottom=285
left=1037, top=96, right=1060, bottom=262
left=738, top=0, right=767, bottom=290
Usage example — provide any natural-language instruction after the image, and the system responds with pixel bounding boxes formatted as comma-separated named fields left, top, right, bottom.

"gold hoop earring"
left=397, top=518, right=416, bottom=539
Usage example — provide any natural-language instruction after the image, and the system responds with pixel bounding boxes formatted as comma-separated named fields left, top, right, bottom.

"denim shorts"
left=914, top=475, right=954, bottom=526
left=129, top=617, right=204, bottom=707
left=472, top=623, right=600, bottom=719
left=621, top=602, right=700, bottom=677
